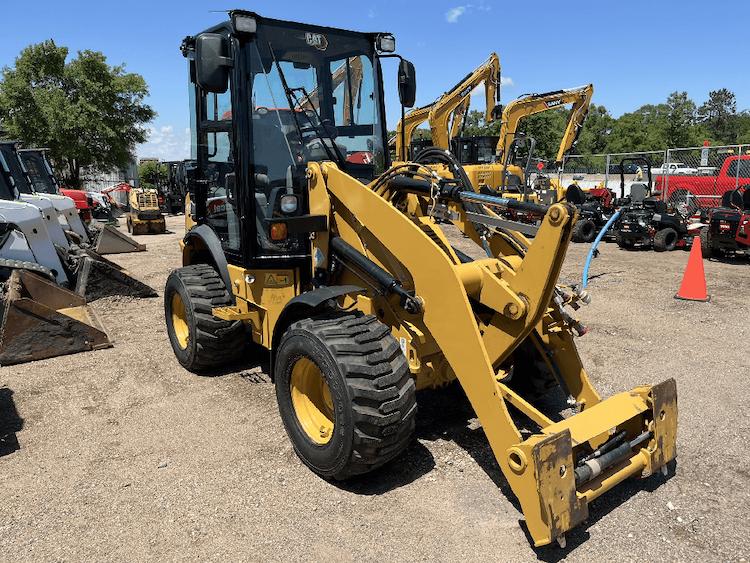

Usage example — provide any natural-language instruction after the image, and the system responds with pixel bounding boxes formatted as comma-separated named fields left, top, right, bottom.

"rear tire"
left=654, top=227, right=678, bottom=251
left=572, top=218, right=597, bottom=243
left=164, top=264, right=245, bottom=372
left=699, top=227, right=713, bottom=258
left=275, top=312, right=416, bottom=480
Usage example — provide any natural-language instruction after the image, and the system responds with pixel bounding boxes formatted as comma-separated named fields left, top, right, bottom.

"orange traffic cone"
left=674, top=236, right=710, bottom=302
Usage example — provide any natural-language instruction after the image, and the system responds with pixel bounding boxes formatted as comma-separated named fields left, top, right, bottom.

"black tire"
left=275, top=312, right=416, bottom=480
left=699, top=227, right=713, bottom=259
left=572, top=218, right=597, bottom=243
left=616, top=231, right=635, bottom=249
left=654, top=227, right=678, bottom=252
left=164, top=264, right=245, bottom=372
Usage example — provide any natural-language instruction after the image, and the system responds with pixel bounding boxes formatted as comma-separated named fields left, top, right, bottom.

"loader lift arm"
left=309, top=160, right=676, bottom=547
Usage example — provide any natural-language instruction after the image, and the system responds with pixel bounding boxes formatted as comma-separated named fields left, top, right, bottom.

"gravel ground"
left=1, top=214, right=748, bottom=562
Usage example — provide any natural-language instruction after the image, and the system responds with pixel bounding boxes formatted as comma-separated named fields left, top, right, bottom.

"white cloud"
left=367, top=9, right=376, bottom=18
left=446, top=7, right=466, bottom=23
left=136, top=125, right=191, bottom=162
left=501, top=77, right=515, bottom=87
left=446, top=2, right=490, bottom=22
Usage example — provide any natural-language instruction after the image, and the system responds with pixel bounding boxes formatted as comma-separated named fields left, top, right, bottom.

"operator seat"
left=565, top=184, right=586, bottom=205
left=253, top=119, right=292, bottom=187
left=721, top=189, right=743, bottom=209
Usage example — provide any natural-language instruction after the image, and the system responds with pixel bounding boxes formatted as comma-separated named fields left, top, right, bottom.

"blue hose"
left=582, top=210, right=621, bottom=288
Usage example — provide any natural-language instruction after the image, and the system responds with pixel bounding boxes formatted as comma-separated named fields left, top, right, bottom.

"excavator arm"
left=496, top=84, right=594, bottom=164
left=393, top=103, right=432, bottom=161
left=428, top=53, right=501, bottom=150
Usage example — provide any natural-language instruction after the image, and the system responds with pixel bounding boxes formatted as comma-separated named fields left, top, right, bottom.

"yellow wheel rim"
left=290, top=358, right=334, bottom=444
left=171, top=293, right=190, bottom=349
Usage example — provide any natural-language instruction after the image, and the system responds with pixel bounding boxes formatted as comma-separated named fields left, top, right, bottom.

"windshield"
left=19, top=152, right=58, bottom=195
left=0, top=144, right=32, bottom=195
left=0, top=159, right=16, bottom=200
left=247, top=22, right=386, bottom=183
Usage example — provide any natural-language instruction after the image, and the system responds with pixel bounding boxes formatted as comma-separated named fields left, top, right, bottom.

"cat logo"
left=265, top=273, right=290, bottom=286
left=306, top=33, right=328, bottom=51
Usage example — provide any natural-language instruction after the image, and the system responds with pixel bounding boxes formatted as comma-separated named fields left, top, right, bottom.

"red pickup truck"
left=656, top=154, right=750, bottom=213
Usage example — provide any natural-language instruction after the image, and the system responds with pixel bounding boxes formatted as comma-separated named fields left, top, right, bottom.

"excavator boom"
left=428, top=53, right=501, bottom=150
left=496, top=84, right=594, bottom=164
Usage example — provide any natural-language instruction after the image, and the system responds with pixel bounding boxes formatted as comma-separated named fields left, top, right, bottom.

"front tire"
left=164, top=264, right=245, bottom=372
left=275, top=313, right=416, bottom=480
left=572, top=218, right=597, bottom=243
left=654, top=227, right=678, bottom=251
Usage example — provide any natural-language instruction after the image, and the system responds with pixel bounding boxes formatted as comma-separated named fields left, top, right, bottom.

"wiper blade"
left=268, top=44, right=347, bottom=169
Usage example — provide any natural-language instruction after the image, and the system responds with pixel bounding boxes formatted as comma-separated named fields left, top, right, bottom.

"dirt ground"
left=1, top=214, right=748, bottom=562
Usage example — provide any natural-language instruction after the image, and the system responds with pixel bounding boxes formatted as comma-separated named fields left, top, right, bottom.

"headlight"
left=376, top=34, right=396, bottom=53
left=233, top=14, right=257, bottom=34
left=280, top=194, right=298, bottom=214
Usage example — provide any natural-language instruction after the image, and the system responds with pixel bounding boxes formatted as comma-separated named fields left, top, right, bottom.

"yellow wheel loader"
left=165, top=11, right=676, bottom=548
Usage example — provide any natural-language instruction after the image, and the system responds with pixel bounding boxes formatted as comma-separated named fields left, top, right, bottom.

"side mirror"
left=398, top=60, right=416, bottom=109
left=195, top=33, right=233, bottom=93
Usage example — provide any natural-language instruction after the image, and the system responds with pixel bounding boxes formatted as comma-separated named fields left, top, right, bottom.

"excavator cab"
left=168, top=11, right=676, bottom=548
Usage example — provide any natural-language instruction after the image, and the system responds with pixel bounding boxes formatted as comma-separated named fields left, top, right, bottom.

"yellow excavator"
left=451, top=84, right=594, bottom=203
left=427, top=53, right=501, bottom=153
left=167, top=11, right=676, bottom=548
left=394, top=58, right=593, bottom=208
left=393, top=53, right=500, bottom=162
left=495, top=85, right=594, bottom=167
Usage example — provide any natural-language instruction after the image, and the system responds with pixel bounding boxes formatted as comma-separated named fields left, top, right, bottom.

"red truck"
left=656, top=154, right=750, bottom=214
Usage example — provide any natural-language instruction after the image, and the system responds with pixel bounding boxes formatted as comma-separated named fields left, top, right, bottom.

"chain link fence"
left=657, top=144, right=750, bottom=213
left=560, top=145, right=750, bottom=215
left=558, top=151, right=665, bottom=198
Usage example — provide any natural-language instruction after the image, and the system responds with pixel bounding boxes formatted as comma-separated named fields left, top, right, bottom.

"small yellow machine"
left=126, top=187, right=165, bottom=234
left=165, top=11, right=676, bottom=548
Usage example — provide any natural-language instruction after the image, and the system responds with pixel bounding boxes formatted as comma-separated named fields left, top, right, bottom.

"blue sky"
left=1, top=1, right=748, bottom=162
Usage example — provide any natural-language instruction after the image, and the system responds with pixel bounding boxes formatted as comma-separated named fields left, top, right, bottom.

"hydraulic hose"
left=582, top=209, right=620, bottom=289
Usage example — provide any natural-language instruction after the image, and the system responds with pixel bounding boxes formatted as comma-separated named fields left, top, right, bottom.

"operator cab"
left=182, top=11, right=406, bottom=273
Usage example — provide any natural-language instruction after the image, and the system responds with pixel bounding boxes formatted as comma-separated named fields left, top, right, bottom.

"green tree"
left=698, top=88, right=740, bottom=145
left=137, top=161, right=163, bottom=191
left=517, top=108, right=568, bottom=162
left=0, top=39, right=155, bottom=188
left=575, top=104, right=614, bottom=155
left=737, top=111, right=750, bottom=145
left=665, top=91, right=702, bottom=148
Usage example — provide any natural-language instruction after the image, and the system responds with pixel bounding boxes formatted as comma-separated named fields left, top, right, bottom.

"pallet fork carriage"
left=166, top=11, right=677, bottom=547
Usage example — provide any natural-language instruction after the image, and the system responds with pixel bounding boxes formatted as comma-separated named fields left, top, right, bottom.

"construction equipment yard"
left=0, top=214, right=747, bottom=562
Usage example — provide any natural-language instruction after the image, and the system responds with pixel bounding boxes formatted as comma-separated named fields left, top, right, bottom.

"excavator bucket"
left=0, top=270, right=112, bottom=365
left=92, top=224, right=146, bottom=255
left=73, top=252, right=157, bottom=301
